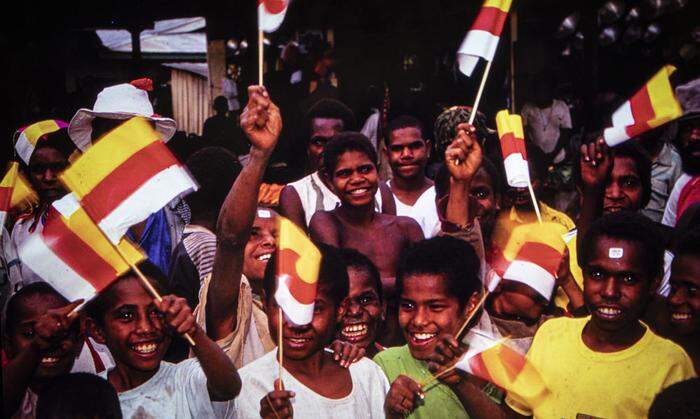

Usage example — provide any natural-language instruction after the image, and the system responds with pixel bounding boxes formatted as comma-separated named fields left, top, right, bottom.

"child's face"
left=5, top=294, right=82, bottom=380
left=91, top=277, right=170, bottom=373
left=28, top=146, right=69, bottom=203
left=398, top=273, right=468, bottom=360
left=583, top=236, right=656, bottom=334
left=488, top=280, right=547, bottom=322
left=266, top=283, right=338, bottom=361
left=243, top=213, right=278, bottom=282
left=337, top=267, right=385, bottom=350
left=329, top=150, right=378, bottom=208
left=308, top=117, right=344, bottom=170
left=668, top=254, right=700, bottom=336
left=470, top=168, right=500, bottom=239
left=386, top=127, right=430, bottom=180
left=603, top=156, right=644, bottom=214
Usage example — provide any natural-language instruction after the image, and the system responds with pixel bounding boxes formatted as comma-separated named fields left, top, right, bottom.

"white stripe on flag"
left=53, top=193, right=82, bottom=218
left=503, top=259, right=556, bottom=300
left=274, top=274, right=314, bottom=325
left=503, top=153, right=529, bottom=188
left=15, top=133, right=34, bottom=165
left=611, top=100, right=634, bottom=127
left=18, top=233, right=99, bottom=302
left=603, top=125, right=630, bottom=147
left=455, top=329, right=500, bottom=373
left=457, top=30, right=500, bottom=76
left=258, top=3, right=287, bottom=33
left=98, top=165, right=198, bottom=244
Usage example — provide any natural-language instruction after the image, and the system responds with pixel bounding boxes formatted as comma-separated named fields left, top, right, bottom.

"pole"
left=527, top=181, right=543, bottom=224
left=467, top=59, right=493, bottom=126
left=278, top=309, right=284, bottom=384
left=258, top=29, right=264, bottom=86
left=509, top=11, right=518, bottom=112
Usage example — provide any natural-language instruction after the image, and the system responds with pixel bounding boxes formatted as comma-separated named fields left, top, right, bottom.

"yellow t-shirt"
left=506, top=316, right=696, bottom=419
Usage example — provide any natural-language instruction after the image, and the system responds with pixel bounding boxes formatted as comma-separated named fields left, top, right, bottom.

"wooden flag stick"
left=258, top=29, right=264, bottom=86
left=278, top=308, right=284, bottom=384
left=467, top=59, right=493, bottom=126
left=527, top=181, right=543, bottom=224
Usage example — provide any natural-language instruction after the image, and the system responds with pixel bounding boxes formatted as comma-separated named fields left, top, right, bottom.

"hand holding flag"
left=240, top=86, right=282, bottom=156
left=445, top=123, right=482, bottom=181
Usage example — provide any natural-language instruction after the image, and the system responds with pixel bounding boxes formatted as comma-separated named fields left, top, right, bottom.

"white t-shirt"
left=228, top=351, right=389, bottom=419
left=388, top=182, right=439, bottom=238
left=662, top=173, right=692, bottom=227
left=102, top=358, right=216, bottom=419
left=521, top=99, right=572, bottom=163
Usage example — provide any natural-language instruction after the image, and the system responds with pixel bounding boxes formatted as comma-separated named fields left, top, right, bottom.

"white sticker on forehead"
left=609, top=247, right=624, bottom=259
left=257, top=209, right=272, bottom=218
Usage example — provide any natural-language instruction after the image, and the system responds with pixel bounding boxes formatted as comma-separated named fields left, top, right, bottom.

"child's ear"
left=86, top=317, right=106, bottom=345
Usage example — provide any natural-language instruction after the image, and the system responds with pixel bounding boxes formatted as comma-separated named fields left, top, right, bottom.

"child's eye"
left=621, top=274, right=638, bottom=285
left=21, top=329, right=35, bottom=338
left=359, top=296, right=374, bottom=305
left=358, top=165, right=374, bottom=174
left=335, top=169, right=351, bottom=178
left=429, top=304, right=447, bottom=312
left=399, top=301, right=415, bottom=311
left=117, top=311, right=135, bottom=321
left=589, top=270, right=604, bottom=280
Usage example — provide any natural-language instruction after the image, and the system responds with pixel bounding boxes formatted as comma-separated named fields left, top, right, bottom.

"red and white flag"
left=496, top=110, right=530, bottom=188
left=258, top=0, right=289, bottom=33
left=457, top=0, right=513, bottom=76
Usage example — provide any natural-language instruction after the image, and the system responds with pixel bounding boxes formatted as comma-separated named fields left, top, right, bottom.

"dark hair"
left=648, top=377, right=700, bottom=419
left=322, top=132, right=378, bottom=175
left=338, top=248, right=383, bottom=302
left=4, top=282, right=68, bottom=335
left=84, top=260, right=168, bottom=326
left=32, top=129, right=76, bottom=161
left=263, top=243, right=350, bottom=307
left=213, top=96, right=229, bottom=114
left=385, top=115, right=426, bottom=145
left=578, top=211, right=665, bottom=279
left=396, top=236, right=481, bottom=307
left=674, top=227, right=700, bottom=259
left=303, top=99, right=356, bottom=141
left=184, top=147, right=241, bottom=217
left=36, top=373, right=122, bottom=419
left=612, top=142, right=652, bottom=208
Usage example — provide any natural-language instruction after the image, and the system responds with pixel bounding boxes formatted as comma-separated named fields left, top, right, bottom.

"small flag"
left=258, top=0, right=289, bottom=33
left=18, top=193, right=144, bottom=303
left=14, top=120, right=69, bottom=164
left=275, top=216, right=322, bottom=325
left=496, top=110, right=530, bottom=188
left=603, top=65, right=683, bottom=146
left=59, top=117, right=198, bottom=244
left=0, top=162, right=38, bottom=226
left=457, top=330, right=548, bottom=405
left=457, top=0, right=513, bottom=76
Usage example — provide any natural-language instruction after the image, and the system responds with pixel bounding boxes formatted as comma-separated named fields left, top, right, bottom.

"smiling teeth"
left=598, top=307, right=621, bottom=316
left=342, top=324, right=368, bottom=338
left=256, top=254, right=272, bottom=261
left=672, top=312, right=692, bottom=321
left=41, top=356, right=59, bottom=364
left=350, top=189, right=368, bottom=195
left=132, top=343, right=157, bottom=354
left=412, top=333, right=436, bottom=341
left=288, top=337, right=310, bottom=344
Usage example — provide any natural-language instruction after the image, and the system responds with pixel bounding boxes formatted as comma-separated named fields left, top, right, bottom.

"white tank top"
left=389, top=182, right=440, bottom=238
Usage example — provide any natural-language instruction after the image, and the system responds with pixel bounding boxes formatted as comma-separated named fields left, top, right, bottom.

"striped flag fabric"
left=0, top=162, right=38, bottom=226
left=456, top=330, right=548, bottom=405
left=496, top=110, right=530, bottom=188
left=258, top=0, right=289, bottom=33
left=17, top=193, right=144, bottom=303
left=603, top=65, right=683, bottom=146
left=14, top=120, right=69, bottom=164
left=59, top=117, right=198, bottom=244
left=275, top=216, right=322, bottom=325
left=457, top=0, right=513, bottom=76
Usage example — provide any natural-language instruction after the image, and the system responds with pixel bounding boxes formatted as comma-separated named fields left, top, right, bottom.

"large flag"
left=457, top=0, right=513, bottom=76
left=14, top=120, right=69, bottom=164
left=0, top=162, right=38, bottom=226
left=258, top=0, right=289, bottom=33
left=456, top=329, right=548, bottom=405
left=18, top=193, right=144, bottom=303
left=603, top=65, right=683, bottom=146
left=275, top=216, right=322, bottom=325
left=60, top=117, right=198, bottom=244
left=496, top=110, right=530, bottom=188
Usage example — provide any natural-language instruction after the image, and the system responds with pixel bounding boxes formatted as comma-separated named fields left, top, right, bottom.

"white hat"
left=68, top=80, right=176, bottom=151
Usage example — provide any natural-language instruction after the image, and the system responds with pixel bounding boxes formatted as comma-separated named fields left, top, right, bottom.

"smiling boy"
left=232, top=244, right=389, bottom=419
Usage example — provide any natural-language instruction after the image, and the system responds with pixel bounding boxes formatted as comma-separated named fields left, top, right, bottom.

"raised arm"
left=206, top=86, right=281, bottom=340
left=278, top=185, right=307, bottom=231
left=578, top=137, right=612, bottom=237
left=445, top=123, right=482, bottom=226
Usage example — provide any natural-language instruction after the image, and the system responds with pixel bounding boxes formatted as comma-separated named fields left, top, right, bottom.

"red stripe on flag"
left=499, top=133, right=520, bottom=158
left=469, top=353, right=495, bottom=384
left=0, top=186, right=11, bottom=211
left=497, top=344, right=527, bottom=382
left=625, top=121, right=652, bottom=138
left=629, top=86, right=656, bottom=125
left=470, top=6, right=508, bottom=36
left=260, top=0, right=286, bottom=14
left=514, top=241, right=562, bottom=275
left=41, top=209, right=121, bottom=292
left=278, top=248, right=317, bottom=305
left=80, top=141, right=180, bottom=222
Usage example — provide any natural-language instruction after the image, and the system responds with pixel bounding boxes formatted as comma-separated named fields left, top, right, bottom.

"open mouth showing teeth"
left=597, top=307, right=622, bottom=318
left=286, top=337, right=312, bottom=345
left=130, top=343, right=158, bottom=354
left=410, top=332, right=437, bottom=344
left=341, top=323, right=368, bottom=339
left=256, top=253, right=272, bottom=261
left=349, top=188, right=369, bottom=196
left=41, top=356, right=60, bottom=364
left=671, top=312, right=692, bottom=321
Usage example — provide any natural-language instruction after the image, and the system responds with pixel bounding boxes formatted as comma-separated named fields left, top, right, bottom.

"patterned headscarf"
left=433, top=106, right=495, bottom=155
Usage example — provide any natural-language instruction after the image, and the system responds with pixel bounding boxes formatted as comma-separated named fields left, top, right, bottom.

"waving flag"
left=0, top=162, right=38, bottom=226
left=18, top=193, right=144, bottom=303
left=60, top=117, right=197, bottom=244
left=258, top=0, right=289, bottom=33
left=457, top=0, right=513, bottom=76
left=603, top=65, right=682, bottom=146
left=457, top=330, right=548, bottom=406
left=14, top=120, right=69, bottom=164
left=275, top=216, right=321, bottom=325
left=496, top=110, right=530, bottom=188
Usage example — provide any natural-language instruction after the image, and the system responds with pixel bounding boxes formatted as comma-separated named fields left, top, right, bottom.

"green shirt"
left=374, top=345, right=503, bottom=419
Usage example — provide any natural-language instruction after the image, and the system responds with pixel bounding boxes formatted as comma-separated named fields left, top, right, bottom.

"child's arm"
left=445, top=123, right=482, bottom=226
left=308, top=211, right=341, bottom=246
left=384, top=374, right=425, bottom=418
left=3, top=301, right=82, bottom=417
left=157, top=295, right=241, bottom=401
left=578, top=137, right=612, bottom=237
left=206, top=86, right=281, bottom=340
left=278, top=185, right=308, bottom=231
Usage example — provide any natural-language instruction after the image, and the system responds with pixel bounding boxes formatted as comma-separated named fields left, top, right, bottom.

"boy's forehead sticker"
left=257, top=209, right=272, bottom=218
left=608, top=247, right=624, bottom=259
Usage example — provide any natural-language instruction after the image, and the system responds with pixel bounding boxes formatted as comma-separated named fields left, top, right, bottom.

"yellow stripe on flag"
left=20, top=120, right=61, bottom=147
left=278, top=216, right=321, bottom=285
left=60, top=118, right=161, bottom=197
left=496, top=110, right=524, bottom=138
left=501, top=222, right=567, bottom=262
left=480, top=342, right=549, bottom=406
left=1, top=162, right=38, bottom=210
left=648, top=65, right=683, bottom=129
left=483, top=0, right=513, bottom=13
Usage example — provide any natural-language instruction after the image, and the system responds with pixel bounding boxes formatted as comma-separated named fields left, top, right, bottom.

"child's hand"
left=328, top=340, right=365, bottom=368
left=445, top=123, right=482, bottom=184
left=155, top=295, right=197, bottom=336
left=260, top=379, right=294, bottom=419
left=580, top=137, right=612, bottom=190
left=240, top=85, right=281, bottom=155
left=32, top=300, right=83, bottom=350
left=426, top=334, right=466, bottom=386
left=385, top=375, right=424, bottom=417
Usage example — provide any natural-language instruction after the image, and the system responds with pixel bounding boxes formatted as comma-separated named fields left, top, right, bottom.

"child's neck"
left=281, top=348, right=329, bottom=378
left=108, top=361, right=160, bottom=393
left=337, top=202, right=376, bottom=225
left=391, top=174, right=430, bottom=195
left=582, top=319, right=647, bottom=353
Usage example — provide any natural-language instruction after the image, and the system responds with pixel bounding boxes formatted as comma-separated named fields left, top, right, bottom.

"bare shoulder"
left=395, top=215, right=424, bottom=241
left=309, top=210, right=342, bottom=246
